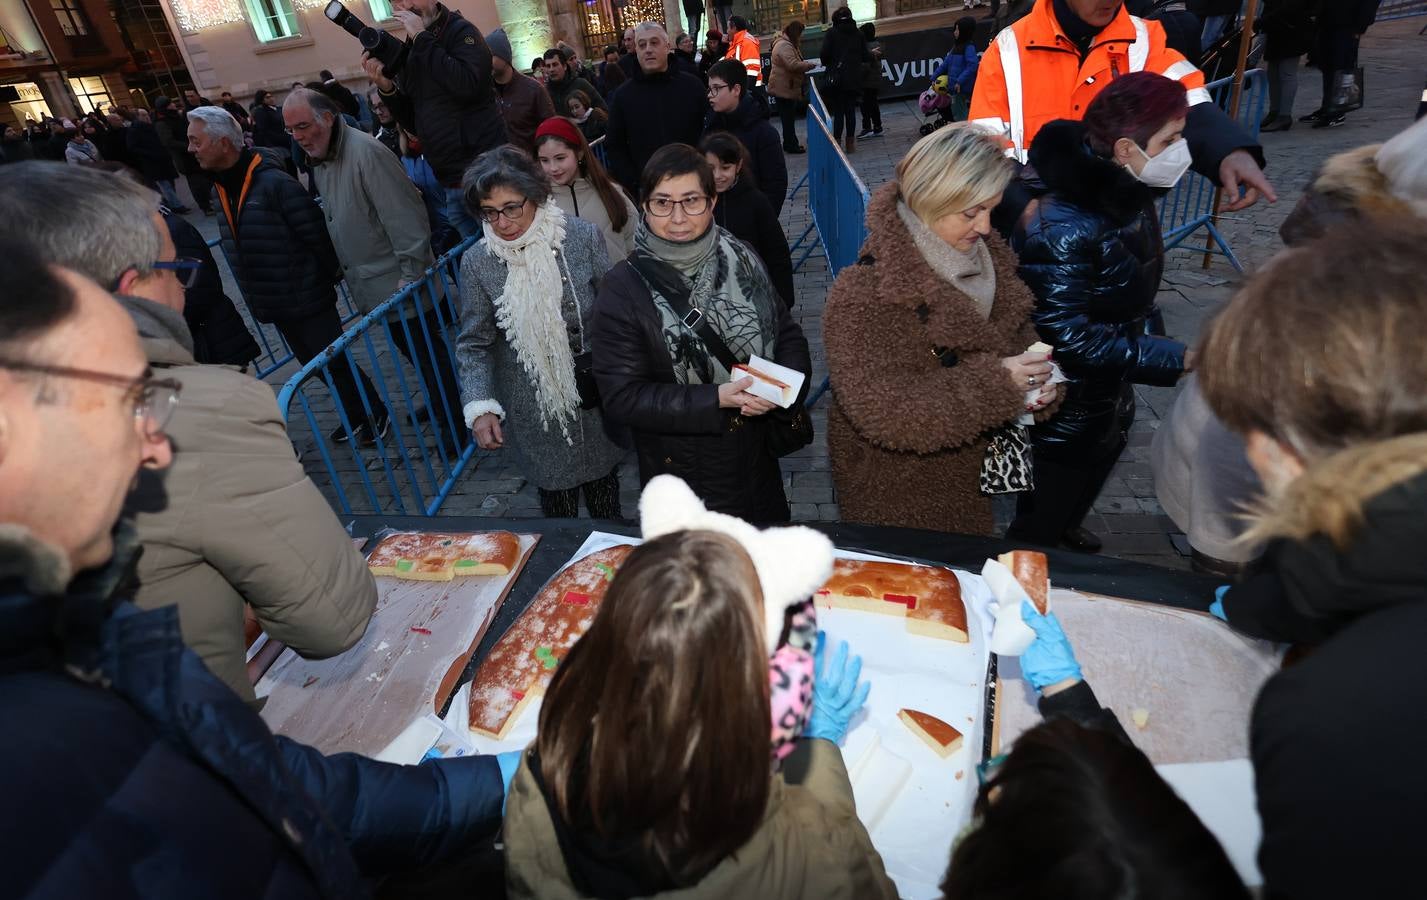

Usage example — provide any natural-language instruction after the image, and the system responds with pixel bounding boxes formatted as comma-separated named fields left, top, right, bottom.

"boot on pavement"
left=844, top=131, right=856, bottom=154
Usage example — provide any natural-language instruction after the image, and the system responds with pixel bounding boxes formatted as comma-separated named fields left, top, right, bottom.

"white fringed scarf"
left=481, top=201, right=581, bottom=442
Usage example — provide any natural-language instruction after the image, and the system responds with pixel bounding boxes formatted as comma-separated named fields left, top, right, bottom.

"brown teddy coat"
left=825, top=183, right=1050, bottom=534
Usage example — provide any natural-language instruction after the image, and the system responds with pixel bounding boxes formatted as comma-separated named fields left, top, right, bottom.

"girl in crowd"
left=930, top=16, right=979, bottom=122
left=1007, top=72, right=1190, bottom=553
left=456, top=145, right=626, bottom=518
left=818, top=6, right=871, bottom=154
left=536, top=116, right=638, bottom=264
left=699, top=30, right=729, bottom=84
left=566, top=89, right=608, bottom=143
left=502, top=480, right=896, bottom=899
left=700, top=131, right=795, bottom=308
left=591, top=144, right=812, bottom=524
left=1204, top=218, right=1427, bottom=899
left=824, top=123, right=1058, bottom=535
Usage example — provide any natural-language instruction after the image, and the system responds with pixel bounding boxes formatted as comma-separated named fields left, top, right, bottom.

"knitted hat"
left=486, top=28, right=513, bottom=64
left=639, top=475, right=835, bottom=655
left=706, top=28, right=723, bottom=42
left=535, top=115, right=582, bottom=147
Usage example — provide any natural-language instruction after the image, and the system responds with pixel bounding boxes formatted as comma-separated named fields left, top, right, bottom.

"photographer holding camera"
left=356, top=0, right=507, bottom=238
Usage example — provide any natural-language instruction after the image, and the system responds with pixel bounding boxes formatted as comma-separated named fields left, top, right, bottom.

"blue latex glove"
left=1020, top=600, right=1083, bottom=692
left=496, top=750, right=522, bottom=811
left=1210, top=585, right=1230, bottom=622
left=806, top=631, right=872, bottom=744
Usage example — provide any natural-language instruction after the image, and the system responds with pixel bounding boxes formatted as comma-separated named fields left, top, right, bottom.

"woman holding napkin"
left=824, top=123, right=1060, bottom=535
left=591, top=144, right=812, bottom=524
left=456, top=145, right=626, bottom=518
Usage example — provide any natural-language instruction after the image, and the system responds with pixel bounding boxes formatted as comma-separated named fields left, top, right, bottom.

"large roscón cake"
left=366, top=531, right=521, bottom=581
left=468, top=545, right=633, bottom=739
left=816, top=559, right=968, bottom=642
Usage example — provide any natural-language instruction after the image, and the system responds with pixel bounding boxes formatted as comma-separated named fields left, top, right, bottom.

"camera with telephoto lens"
left=324, top=1, right=407, bottom=77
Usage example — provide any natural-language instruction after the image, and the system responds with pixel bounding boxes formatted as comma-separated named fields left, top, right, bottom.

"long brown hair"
left=535, top=124, right=630, bottom=233
left=535, top=530, right=772, bottom=884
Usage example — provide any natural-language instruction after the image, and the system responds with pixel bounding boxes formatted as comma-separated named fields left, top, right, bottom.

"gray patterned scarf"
left=630, top=220, right=776, bottom=385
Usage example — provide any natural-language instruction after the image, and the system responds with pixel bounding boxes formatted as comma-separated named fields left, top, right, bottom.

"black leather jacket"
left=1011, top=120, right=1186, bottom=459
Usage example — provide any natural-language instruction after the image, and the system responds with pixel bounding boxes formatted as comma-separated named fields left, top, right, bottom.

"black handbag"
left=635, top=256, right=814, bottom=458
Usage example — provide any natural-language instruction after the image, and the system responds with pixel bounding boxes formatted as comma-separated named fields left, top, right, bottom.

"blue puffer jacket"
left=0, top=525, right=505, bottom=900
left=931, top=43, right=978, bottom=95
left=1011, top=119, right=1186, bottom=460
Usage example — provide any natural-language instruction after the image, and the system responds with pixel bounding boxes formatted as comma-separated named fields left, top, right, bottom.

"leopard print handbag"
left=980, top=424, right=1035, bottom=495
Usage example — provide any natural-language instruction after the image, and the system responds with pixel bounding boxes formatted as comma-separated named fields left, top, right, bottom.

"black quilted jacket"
left=211, top=149, right=340, bottom=323
left=1011, top=119, right=1186, bottom=459
left=166, top=211, right=259, bottom=367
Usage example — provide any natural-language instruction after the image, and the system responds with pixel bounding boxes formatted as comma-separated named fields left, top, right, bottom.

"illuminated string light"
left=169, top=0, right=246, bottom=32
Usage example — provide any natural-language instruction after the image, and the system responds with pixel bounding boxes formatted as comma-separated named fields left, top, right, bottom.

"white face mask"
left=1129, top=137, right=1191, bottom=188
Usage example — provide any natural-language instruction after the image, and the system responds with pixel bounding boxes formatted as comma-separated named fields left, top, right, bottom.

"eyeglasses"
left=0, top=360, right=182, bottom=438
left=707, top=83, right=732, bottom=97
left=152, top=257, right=203, bottom=289
left=477, top=198, right=529, bottom=223
left=645, top=195, right=711, bottom=217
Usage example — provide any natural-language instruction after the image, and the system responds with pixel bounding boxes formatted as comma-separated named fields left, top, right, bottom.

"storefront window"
left=368, top=0, right=393, bottom=20
left=244, top=0, right=300, bottom=42
left=68, top=76, right=112, bottom=114
left=50, top=0, right=91, bottom=37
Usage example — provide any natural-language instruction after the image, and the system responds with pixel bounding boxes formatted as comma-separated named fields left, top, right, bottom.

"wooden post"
left=1201, top=0, right=1259, bottom=269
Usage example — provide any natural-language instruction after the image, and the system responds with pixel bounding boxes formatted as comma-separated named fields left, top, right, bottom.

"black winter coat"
left=1317, top=0, right=1380, bottom=32
left=212, top=150, right=341, bottom=323
left=1259, top=0, right=1319, bottom=60
left=1011, top=120, right=1185, bottom=459
left=156, top=108, right=197, bottom=175
left=1221, top=460, right=1427, bottom=900
left=590, top=246, right=812, bottom=523
left=819, top=18, right=869, bottom=97
left=704, top=92, right=788, bottom=215
left=382, top=5, right=507, bottom=186
left=166, top=211, right=260, bottom=368
left=713, top=175, right=794, bottom=308
left=251, top=103, right=289, bottom=149
left=604, top=65, right=709, bottom=193
left=126, top=120, right=178, bottom=181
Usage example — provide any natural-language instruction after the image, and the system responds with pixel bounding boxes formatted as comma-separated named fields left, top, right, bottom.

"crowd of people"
left=4, top=0, right=1426, bottom=896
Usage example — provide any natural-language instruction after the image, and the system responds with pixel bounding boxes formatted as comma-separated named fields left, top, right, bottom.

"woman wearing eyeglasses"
left=455, top=145, right=627, bottom=518
left=591, top=144, right=812, bottom=524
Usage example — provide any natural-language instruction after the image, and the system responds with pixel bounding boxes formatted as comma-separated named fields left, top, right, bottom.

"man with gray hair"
left=283, top=88, right=464, bottom=456
left=0, top=159, right=378, bottom=704
left=604, top=22, right=708, bottom=191
left=187, top=105, right=389, bottom=445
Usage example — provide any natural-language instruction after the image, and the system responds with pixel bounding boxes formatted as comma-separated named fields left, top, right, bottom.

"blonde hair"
left=1375, top=115, right=1427, bottom=220
left=896, top=123, right=1013, bottom=224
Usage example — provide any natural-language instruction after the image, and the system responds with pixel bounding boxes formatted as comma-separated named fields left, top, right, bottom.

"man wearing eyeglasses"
left=284, top=88, right=465, bottom=458
left=0, top=241, right=521, bottom=897
left=0, top=160, right=378, bottom=706
left=187, top=104, right=390, bottom=447
left=603, top=22, right=709, bottom=193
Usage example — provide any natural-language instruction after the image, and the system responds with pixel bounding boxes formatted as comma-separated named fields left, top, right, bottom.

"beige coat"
left=310, top=119, right=433, bottom=314
left=768, top=33, right=817, bottom=101
left=550, top=175, right=638, bottom=265
left=120, top=295, right=377, bottom=702
left=504, top=739, right=899, bottom=900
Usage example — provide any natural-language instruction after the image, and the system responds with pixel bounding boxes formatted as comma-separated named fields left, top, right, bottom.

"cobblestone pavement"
left=193, top=16, right=1426, bottom=569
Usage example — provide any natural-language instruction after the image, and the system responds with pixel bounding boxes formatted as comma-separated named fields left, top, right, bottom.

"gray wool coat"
left=456, top=215, right=627, bottom=491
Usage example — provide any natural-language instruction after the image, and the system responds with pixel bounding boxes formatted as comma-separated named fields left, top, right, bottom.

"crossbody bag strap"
left=629, top=253, right=741, bottom=372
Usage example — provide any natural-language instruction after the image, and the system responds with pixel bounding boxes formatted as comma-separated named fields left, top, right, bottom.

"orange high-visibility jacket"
left=969, top=0, right=1211, bottom=162
left=725, top=29, right=763, bottom=86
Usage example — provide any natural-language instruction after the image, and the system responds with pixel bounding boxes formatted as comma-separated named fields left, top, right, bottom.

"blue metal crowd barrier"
left=205, top=236, right=364, bottom=378
left=791, top=82, right=871, bottom=278
left=276, top=236, right=479, bottom=517
left=1156, top=68, right=1267, bottom=272
left=588, top=135, right=608, bottom=170
left=1376, top=0, right=1427, bottom=20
